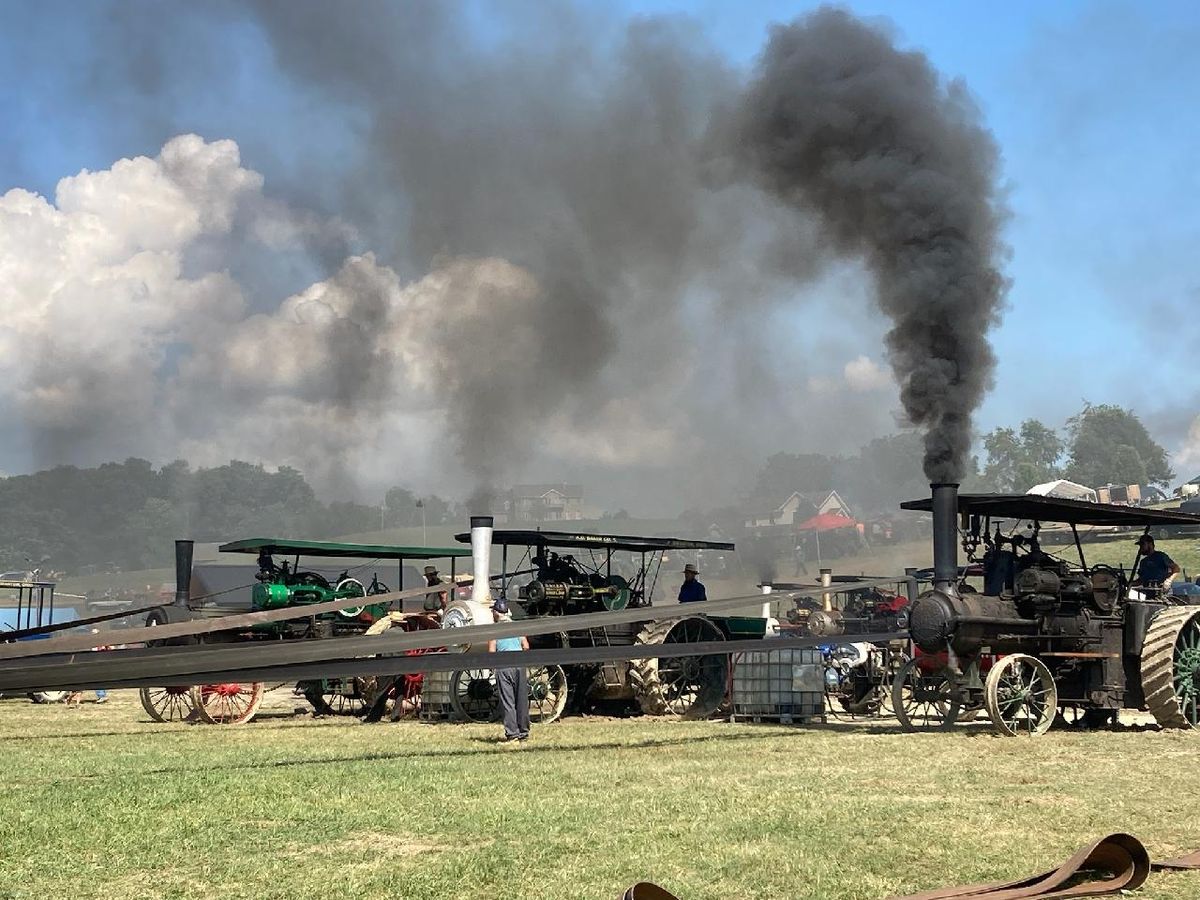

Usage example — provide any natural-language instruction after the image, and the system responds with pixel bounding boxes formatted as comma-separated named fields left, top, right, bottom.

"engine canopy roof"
left=900, top=493, right=1200, bottom=527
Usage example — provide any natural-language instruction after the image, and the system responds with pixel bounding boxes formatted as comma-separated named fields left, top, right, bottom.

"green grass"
left=1, top=693, right=1198, bottom=899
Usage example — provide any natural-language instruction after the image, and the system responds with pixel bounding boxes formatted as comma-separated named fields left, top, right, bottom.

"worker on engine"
left=1132, top=534, right=1180, bottom=596
left=488, top=597, right=530, bottom=743
left=678, top=563, right=706, bottom=603
left=422, top=565, right=447, bottom=612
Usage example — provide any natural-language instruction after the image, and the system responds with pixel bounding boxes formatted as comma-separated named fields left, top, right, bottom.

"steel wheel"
left=527, top=665, right=568, bottom=724
left=632, top=616, right=728, bottom=718
left=335, top=577, right=367, bottom=619
left=140, top=686, right=197, bottom=722
left=190, top=682, right=265, bottom=724
left=892, top=656, right=960, bottom=732
left=450, top=668, right=500, bottom=722
left=29, top=691, right=69, bottom=704
left=984, top=653, right=1057, bottom=736
left=1141, top=606, right=1200, bottom=729
left=878, top=650, right=910, bottom=715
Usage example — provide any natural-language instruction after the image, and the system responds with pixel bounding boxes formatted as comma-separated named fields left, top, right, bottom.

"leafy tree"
left=1064, top=404, right=1173, bottom=487
left=840, top=432, right=929, bottom=513
left=980, top=419, right=1064, bottom=492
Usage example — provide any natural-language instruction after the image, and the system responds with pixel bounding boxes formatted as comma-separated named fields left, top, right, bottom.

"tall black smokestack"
left=930, top=483, right=959, bottom=592
left=174, top=539, right=194, bottom=608
left=732, top=8, right=1008, bottom=482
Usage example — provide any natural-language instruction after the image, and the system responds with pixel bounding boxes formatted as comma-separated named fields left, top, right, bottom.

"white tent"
left=1027, top=480, right=1098, bottom=502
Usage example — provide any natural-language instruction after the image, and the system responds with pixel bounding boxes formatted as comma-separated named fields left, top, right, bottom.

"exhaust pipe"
left=469, top=516, right=494, bottom=605
left=931, top=483, right=959, bottom=593
left=174, top=540, right=194, bottom=608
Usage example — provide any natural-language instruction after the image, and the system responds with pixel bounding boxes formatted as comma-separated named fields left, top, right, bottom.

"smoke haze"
left=0, top=3, right=1010, bottom=510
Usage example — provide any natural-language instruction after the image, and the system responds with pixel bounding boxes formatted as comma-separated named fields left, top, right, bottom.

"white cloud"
left=843, top=354, right=892, bottom=392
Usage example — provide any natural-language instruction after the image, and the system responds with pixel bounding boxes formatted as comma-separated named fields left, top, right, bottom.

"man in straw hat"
left=422, top=565, right=447, bottom=612
left=678, top=563, right=706, bottom=604
left=487, top=597, right=530, bottom=742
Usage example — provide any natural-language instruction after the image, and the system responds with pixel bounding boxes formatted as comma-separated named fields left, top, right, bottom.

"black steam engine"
left=893, top=484, right=1200, bottom=735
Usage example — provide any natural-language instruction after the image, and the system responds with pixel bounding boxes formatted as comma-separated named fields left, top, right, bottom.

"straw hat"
left=683, top=564, right=699, bottom=575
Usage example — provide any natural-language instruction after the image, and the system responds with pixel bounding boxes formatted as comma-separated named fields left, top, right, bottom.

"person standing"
left=1132, top=534, right=1180, bottom=596
left=422, top=565, right=447, bottom=613
left=678, top=564, right=706, bottom=603
left=488, top=597, right=530, bottom=742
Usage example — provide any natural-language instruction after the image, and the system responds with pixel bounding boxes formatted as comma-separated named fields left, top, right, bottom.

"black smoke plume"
left=730, top=7, right=1008, bottom=482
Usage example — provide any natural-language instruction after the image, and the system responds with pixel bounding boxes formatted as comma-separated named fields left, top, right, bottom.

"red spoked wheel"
left=190, top=682, right=265, bottom=725
left=140, top=686, right=198, bottom=723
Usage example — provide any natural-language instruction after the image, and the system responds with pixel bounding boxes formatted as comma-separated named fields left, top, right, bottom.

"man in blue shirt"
left=1133, top=534, right=1180, bottom=595
left=678, top=564, right=706, bottom=603
left=488, top=597, right=530, bottom=742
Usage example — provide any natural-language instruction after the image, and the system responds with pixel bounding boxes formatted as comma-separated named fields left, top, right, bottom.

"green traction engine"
left=251, top=549, right=391, bottom=638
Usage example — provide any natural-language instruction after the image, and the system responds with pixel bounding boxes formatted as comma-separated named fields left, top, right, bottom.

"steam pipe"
left=904, top=566, right=919, bottom=604
left=174, top=540, right=194, bottom=609
left=469, top=516, right=494, bottom=605
left=930, top=483, right=959, bottom=593
left=820, top=568, right=833, bottom=611
left=759, top=584, right=772, bottom=619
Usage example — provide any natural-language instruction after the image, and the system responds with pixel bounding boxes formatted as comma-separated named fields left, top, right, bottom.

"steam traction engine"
left=893, top=485, right=1200, bottom=735
left=438, top=519, right=764, bottom=722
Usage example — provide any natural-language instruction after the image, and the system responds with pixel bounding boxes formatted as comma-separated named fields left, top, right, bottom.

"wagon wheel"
left=527, top=665, right=569, bottom=724
left=891, top=657, right=960, bottom=732
left=450, top=668, right=500, bottom=722
left=140, top=686, right=198, bottom=722
left=190, top=682, right=265, bottom=725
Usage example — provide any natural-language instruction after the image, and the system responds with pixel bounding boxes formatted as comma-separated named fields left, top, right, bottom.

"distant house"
left=744, top=490, right=853, bottom=528
left=507, top=484, right=584, bottom=523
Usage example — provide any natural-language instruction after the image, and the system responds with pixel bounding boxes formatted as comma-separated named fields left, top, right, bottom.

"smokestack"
left=174, top=540, right=194, bottom=608
left=759, top=583, right=772, bottom=619
left=931, top=483, right=959, bottom=592
left=469, top=515, right=494, bottom=605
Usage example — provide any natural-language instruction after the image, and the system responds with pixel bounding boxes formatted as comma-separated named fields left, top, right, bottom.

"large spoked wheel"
left=984, top=653, right=1058, bottom=736
left=631, top=616, right=728, bottom=718
left=450, top=668, right=500, bottom=722
left=892, top=657, right=961, bottom=732
left=190, top=682, right=265, bottom=725
left=878, top=649, right=910, bottom=715
left=140, top=686, right=198, bottom=722
left=1141, top=606, right=1200, bottom=729
left=335, top=577, right=367, bottom=619
left=528, top=665, right=569, bottom=724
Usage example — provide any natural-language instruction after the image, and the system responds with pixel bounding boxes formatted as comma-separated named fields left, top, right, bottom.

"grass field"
left=1, top=692, right=1198, bottom=900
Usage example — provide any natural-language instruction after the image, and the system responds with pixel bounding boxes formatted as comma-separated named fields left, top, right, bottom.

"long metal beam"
left=0, top=577, right=902, bottom=685
left=0, top=632, right=908, bottom=693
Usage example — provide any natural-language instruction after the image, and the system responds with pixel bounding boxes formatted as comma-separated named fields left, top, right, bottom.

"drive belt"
left=617, top=834, right=1200, bottom=899
left=0, top=575, right=904, bottom=661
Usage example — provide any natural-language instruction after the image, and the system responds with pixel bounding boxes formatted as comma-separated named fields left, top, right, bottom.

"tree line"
left=0, top=459, right=457, bottom=575
left=679, top=403, right=1175, bottom=536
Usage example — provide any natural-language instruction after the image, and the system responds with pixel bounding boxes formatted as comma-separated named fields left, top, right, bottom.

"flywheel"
left=630, top=616, right=727, bottom=718
left=1141, top=605, right=1200, bottom=729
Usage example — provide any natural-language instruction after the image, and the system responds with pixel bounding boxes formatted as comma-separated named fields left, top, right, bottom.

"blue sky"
left=1, top=1, right=1197, bottom=487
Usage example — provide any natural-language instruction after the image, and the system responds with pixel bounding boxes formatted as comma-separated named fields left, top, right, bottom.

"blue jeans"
left=95, top=690, right=107, bottom=699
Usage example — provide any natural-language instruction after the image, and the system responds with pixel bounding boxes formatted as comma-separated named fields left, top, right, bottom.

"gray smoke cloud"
left=0, top=2, right=1008, bottom=511
left=728, top=8, right=1009, bottom=483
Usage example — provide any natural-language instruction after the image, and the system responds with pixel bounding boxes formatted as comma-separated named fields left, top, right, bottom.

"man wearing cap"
left=422, top=565, right=447, bottom=613
left=678, top=563, right=706, bottom=603
left=487, top=597, right=530, bottom=742
left=1132, top=534, right=1180, bottom=596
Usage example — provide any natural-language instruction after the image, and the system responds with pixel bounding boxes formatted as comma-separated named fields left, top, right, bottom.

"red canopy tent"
left=795, top=512, right=858, bottom=566
left=794, top=512, right=857, bottom=532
